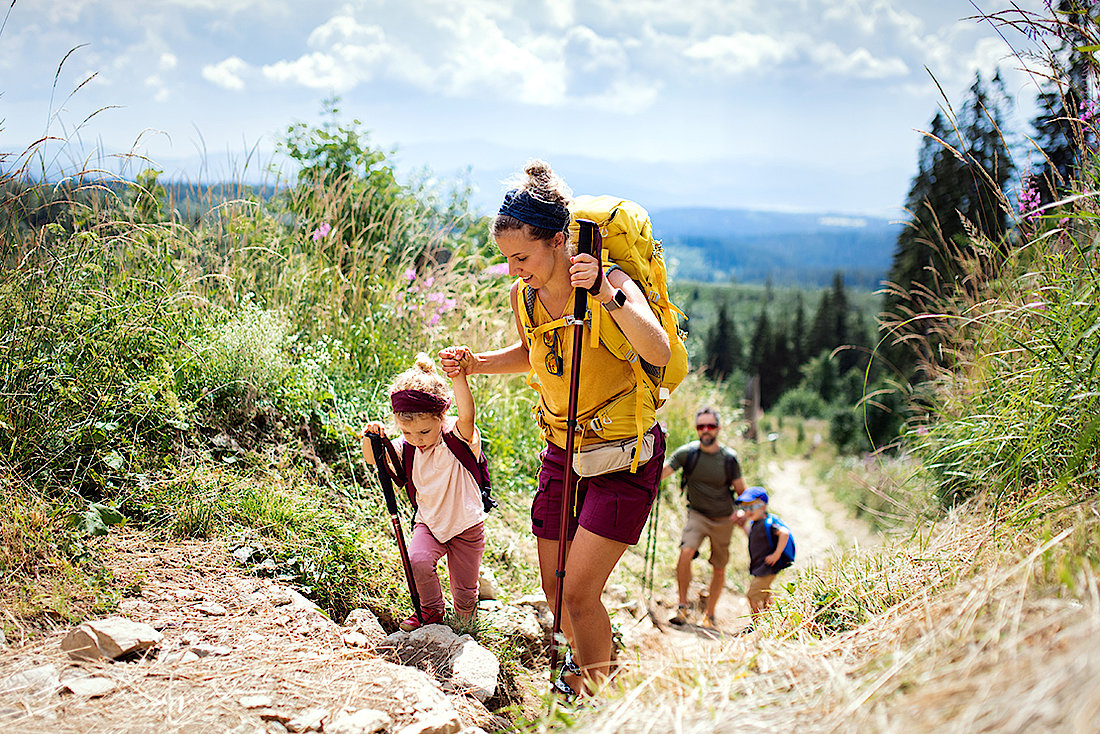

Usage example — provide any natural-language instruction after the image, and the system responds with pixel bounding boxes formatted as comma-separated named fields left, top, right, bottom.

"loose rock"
left=61, top=617, right=163, bottom=661
left=325, top=708, right=389, bottom=734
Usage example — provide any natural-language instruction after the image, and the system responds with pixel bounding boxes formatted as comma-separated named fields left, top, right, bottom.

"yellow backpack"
left=518, top=194, right=689, bottom=471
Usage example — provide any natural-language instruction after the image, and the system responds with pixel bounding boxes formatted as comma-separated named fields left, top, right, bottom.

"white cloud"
left=810, top=44, right=908, bottom=79
left=684, top=32, right=793, bottom=75
left=262, top=53, right=357, bottom=91
left=202, top=57, right=250, bottom=91
left=159, top=53, right=178, bottom=70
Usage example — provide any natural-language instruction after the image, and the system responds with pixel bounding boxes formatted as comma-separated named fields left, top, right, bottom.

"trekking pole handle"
left=577, top=219, right=603, bottom=298
left=368, top=434, right=401, bottom=516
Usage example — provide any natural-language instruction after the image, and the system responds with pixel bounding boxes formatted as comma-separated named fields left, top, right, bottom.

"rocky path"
left=0, top=533, right=504, bottom=734
left=0, top=458, right=876, bottom=732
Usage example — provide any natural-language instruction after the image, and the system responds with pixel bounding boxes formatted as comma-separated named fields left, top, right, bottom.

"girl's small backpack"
left=386, top=429, right=496, bottom=514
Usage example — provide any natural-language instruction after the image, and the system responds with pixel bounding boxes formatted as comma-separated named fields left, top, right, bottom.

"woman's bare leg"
left=561, top=527, right=628, bottom=691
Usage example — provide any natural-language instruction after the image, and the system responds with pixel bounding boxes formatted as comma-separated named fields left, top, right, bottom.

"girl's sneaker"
left=399, top=608, right=444, bottom=631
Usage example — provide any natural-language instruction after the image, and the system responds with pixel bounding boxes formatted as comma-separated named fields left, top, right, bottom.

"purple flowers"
left=400, top=268, right=456, bottom=329
left=1018, top=178, right=1042, bottom=222
left=486, top=263, right=510, bottom=277
left=311, top=222, right=331, bottom=242
left=1079, top=98, right=1099, bottom=126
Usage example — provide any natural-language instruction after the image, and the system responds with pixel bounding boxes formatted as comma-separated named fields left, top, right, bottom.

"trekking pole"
left=368, top=434, right=423, bottom=627
left=549, top=219, right=601, bottom=684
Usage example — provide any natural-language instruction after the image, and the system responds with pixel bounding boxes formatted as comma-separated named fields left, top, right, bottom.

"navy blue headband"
left=497, top=189, right=570, bottom=232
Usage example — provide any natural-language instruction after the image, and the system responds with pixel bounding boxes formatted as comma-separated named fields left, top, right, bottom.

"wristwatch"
left=602, top=288, right=627, bottom=312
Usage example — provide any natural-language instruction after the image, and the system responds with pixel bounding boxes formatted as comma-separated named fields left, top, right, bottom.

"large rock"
left=476, top=601, right=545, bottom=660
left=393, top=711, right=463, bottom=734
left=448, top=638, right=499, bottom=702
left=325, top=708, right=389, bottom=734
left=342, top=608, right=387, bottom=650
left=382, top=625, right=499, bottom=703
left=61, top=617, right=163, bottom=661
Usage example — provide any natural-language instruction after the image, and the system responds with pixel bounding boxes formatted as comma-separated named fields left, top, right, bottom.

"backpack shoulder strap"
left=441, top=430, right=481, bottom=485
left=680, top=443, right=701, bottom=490
left=442, top=429, right=497, bottom=513
left=723, top=448, right=740, bottom=489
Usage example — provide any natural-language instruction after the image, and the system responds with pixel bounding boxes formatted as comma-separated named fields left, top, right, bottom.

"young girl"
left=361, top=348, right=486, bottom=631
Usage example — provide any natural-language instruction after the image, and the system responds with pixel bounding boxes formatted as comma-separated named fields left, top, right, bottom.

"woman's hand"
left=439, top=345, right=476, bottom=377
left=569, top=253, right=604, bottom=296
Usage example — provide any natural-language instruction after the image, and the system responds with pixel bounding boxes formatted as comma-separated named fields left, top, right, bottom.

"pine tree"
left=790, top=292, right=807, bottom=368
left=882, top=71, right=1015, bottom=381
left=1030, top=0, right=1096, bottom=203
left=807, top=288, right=835, bottom=359
left=703, top=302, right=739, bottom=380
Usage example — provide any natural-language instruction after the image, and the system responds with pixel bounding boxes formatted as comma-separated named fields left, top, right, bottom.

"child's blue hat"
left=736, top=486, right=768, bottom=504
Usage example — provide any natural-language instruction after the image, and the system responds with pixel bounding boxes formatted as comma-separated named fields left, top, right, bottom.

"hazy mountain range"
left=651, top=207, right=903, bottom=289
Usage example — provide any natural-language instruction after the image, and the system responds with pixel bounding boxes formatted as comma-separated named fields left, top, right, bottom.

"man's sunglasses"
left=696, top=422, right=718, bottom=431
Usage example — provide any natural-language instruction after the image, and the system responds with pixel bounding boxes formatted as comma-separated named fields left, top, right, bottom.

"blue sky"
left=4, top=1, right=1047, bottom=218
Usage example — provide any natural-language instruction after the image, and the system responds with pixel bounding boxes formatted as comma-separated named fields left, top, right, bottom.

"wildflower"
left=1018, top=179, right=1042, bottom=222
left=311, top=222, right=331, bottom=242
left=1079, top=98, right=1099, bottom=126
left=486, top=263, right=510, bottom=276
left=405, top=267, right=417, bottom=283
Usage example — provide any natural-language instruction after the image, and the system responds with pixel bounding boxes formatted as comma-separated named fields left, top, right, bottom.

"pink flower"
left=311, top=222, right=331, bottom=241
left=404, top=267, right=417, bottom=282
left=486, top=263, right=510, bottom=276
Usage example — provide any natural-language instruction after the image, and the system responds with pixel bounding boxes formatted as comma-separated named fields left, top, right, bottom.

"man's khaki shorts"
left=679, top=509, right=736, bottom=567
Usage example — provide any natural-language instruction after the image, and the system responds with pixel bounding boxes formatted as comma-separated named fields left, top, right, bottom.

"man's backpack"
left=517, top=195, right=689, bottom=471
left=384, top=430, right=497, bottom=514
left=765, top=515, right=796, bottom=570
left=680, top=443, right=741, bottom=492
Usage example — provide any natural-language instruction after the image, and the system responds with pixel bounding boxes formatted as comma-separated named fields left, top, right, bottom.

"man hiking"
left=661, top=407, right=747, bottom=628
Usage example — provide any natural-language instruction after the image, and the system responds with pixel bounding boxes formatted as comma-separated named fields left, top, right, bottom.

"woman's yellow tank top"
left=525, top=290, right=641, bottom=449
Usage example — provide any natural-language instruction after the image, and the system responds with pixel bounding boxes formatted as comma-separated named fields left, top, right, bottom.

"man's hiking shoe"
left=701, top=615, right=718, bottom=629
left=399, top=608, right=444, bottom=631
left=563, top=650, right=582, bottom=677
left=736, top=624, right=754, bottom=636
left=669, top=604, right=691, bottom=626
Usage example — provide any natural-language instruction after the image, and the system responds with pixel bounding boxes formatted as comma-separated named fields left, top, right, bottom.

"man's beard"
left=699, top=433, right=716, bottom=447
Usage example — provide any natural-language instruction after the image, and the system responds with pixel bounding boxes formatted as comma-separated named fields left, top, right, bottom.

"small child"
left=361, top=348, right=486, bottom=631
left=735, top=486, right=793, bottom=621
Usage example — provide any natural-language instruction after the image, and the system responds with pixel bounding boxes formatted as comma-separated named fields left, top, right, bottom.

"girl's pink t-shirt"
left=403, top=416, right=486, bottom=543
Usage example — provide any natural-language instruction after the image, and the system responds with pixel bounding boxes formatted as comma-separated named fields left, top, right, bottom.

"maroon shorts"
left=532, top=426, right=666, bottom=545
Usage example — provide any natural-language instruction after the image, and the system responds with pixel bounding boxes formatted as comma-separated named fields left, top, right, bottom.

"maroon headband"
left=391, top=389, right=450, bottom=414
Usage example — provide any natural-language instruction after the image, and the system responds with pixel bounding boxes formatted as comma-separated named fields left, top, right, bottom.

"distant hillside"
left=652, top=207, right=903, bottom=288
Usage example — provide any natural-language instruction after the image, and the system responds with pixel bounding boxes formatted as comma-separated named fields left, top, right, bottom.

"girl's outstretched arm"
left=439, top=346, right=476, bottom=443
left=440, top=281, right=530, bottom=378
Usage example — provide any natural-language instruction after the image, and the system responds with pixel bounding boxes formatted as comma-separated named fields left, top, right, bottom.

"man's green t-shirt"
left=667, top=441, right=742, bottom=519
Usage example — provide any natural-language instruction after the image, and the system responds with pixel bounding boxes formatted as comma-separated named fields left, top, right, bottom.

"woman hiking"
left=440, top=160, right=670, bottom=699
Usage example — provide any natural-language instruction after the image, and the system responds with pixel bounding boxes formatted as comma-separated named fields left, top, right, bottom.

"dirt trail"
left=610, top=457, right=878, bottom=664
